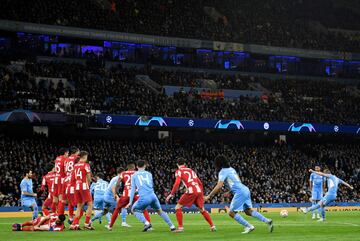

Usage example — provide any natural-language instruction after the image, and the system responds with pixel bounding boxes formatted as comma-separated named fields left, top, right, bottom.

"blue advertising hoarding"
left=96, top=114, right=360, bottom=135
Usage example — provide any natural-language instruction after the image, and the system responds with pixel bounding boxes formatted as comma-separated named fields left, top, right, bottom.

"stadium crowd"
left=1, top=62, right=359, bottom=125
left=1, top=0, right=359, bottom=52
left=0, top=136, right=359, bottom=207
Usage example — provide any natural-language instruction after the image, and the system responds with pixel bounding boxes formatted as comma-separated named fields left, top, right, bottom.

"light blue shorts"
left=321, top=194, right=336, bottom=206
left=132, top=194, right=161, bottom=212
left=230, top=188, right=253, bottom=212
left=103, top=196, right=116, bottom=212
left=311, top=189, right=323, bottom=201
left=93, top=198, right=105, bottom=210
left=21, top=198, right=37, bottom=208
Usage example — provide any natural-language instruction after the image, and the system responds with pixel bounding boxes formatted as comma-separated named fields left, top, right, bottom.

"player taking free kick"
left=205, top=155, right=273, bottom=234
left=301, top=168, right=354, bottom=221
left=166, top=158, right=216, bottom=232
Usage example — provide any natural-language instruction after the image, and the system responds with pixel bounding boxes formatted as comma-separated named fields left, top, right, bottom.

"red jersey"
left=119, top=170, right=135, bottom=197
left=41, top=171, right=56, bottom=194
left=64, top=154, right=78, bottom=185
left=54, top=155, right=67, bottom=184
left=73, top=161, right=91, bottom=191
left=32, top=214, right=64, bottom=231
left=171, top=165, right=203, bottom=195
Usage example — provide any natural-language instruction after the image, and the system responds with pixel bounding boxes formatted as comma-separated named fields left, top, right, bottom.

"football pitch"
left=1, top=212, right=360, bottom=241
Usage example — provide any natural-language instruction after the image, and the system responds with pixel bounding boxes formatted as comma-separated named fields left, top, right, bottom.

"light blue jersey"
left=219, top=167, right=249, bottom=195
left=91, top=179, right=109, bottom=210
left=320, top=174, right=344, bottom=206
left=104, top=176, right=119, bottom=211
left=92, top=179, right=109, bottom=200
left=130, top=170, right=161, bottom=212
left=104, top=176, right=119, bottom=200
left=218, top=167, right=252, bottom=212
left=20, top=178, right=36, bottom=206
left=326, top=175, right=344, bottom=197
left=310, top=173, right=326, bottom=200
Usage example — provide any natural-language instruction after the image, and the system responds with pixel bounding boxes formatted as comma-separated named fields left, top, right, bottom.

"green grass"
left=1, top=212, right=360, bottom=241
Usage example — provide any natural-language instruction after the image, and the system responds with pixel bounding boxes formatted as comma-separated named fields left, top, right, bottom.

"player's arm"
left=309, top=169, right=331, bottom=178
left=113, top=175, right=122, bottom=198
left=340, top=179, right=354, bottom=190
left=33, top=216, right=50, bottom=231
left=111, top=182, right=119, bottom=201
left=127, top=175, right=136, bottom=208
left=205, top=181, right=224, bottom=202
left=40, top=176, right=46, bottom=192
left=309, top=174, right=313, bottom=190
left=20, top=183, right=37, bottom=197
left=166, top=174, right=181, bottom=202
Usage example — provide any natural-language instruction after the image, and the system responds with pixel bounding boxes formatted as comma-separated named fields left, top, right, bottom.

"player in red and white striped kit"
left=166, top=158, right=216, bottom=232
left=40, top=163, right=57, bottom=216
left=59, top=147, right=80, bottom=223
left=12, top=213, right=66, bottom=232
left=53, top=148, right=69, bottom=214
left=107, top=163, right=151, bottom=230
left=70, top=151, right=94, bottom=230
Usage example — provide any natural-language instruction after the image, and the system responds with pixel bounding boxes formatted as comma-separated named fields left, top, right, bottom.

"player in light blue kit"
left=20, top=170, right=38, bottom=220
left=126, top=160, right=175, bottom=232
left=301, top=169, right=353, bottom=221
left=205, top=155, right=273, bottom=234
left=90, top=173, right=109, bottom=224
left=309, top=165, right=326, bottom=220
left=92, top=168, right=122, bottom=226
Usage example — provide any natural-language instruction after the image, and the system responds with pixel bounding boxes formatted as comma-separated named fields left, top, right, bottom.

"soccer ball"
left=280, top=209, right=288, bottom=218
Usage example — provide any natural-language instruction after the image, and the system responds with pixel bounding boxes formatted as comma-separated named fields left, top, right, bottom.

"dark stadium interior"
left=0, top=1, right=359, bottom=236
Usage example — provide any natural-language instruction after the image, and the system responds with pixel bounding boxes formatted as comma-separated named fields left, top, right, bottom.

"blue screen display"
left=96, top=114, right=360, bottom=135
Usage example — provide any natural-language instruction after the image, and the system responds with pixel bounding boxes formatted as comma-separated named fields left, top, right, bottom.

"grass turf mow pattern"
left=1, top=212, right=360, bottom=241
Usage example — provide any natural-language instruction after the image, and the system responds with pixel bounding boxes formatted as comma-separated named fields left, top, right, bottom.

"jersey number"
left=55, top=162, right=61, bottom=173
left=138, top=175, right=150, bottom=186
left=65, top=161, right=74, bottom=173
left=75, top=169, right=82, bottom=179
left=124, top=175, right=131, bottom=186
left=95, top=182, right=107, bottom=191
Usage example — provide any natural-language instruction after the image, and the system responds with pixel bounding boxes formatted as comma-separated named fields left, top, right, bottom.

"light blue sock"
left=311, top=201, right=317, bottom=215
left=134, top=211, right=148, bottom=224
left=234, top=213, right=251, bottom=228
left=32, top=206, right=38, bottom=220
left=91, top=210, right=104, bottom=222
left=106, top=212, right=112, bottom=223
left=307, top=203, right=321, bottom=212
left=320, top=207, right=326, bottom=219
left=159, top=211, right=174, bottom=228
left=121, top=208, right=127, bottom=223
left=251, top=211, right=269, bottom=223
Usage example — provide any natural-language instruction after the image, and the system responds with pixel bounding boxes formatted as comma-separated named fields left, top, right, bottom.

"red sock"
left=201, top=211, right=214, bottom=227
left=109, top=207, right=120, bottom=228
left=72, top=217, right=79, bottom=225
left=21, top=227, right=34, bottom=231
left=85, top=215, right=91, bottom=225
left=21, top=221, right=33, bottom=227
left=80, top=209, right=84, bottom=217
left=42, top=207, right=50, bottom=216
left=69, top=205, right=74, bottom=219
left=176, top=208, right=183, bottom=228
left=58, top=201, right=65, bottom=215
left=143, top=210, right=151, bottom=223
left=51, top=202, right=57, bottom=213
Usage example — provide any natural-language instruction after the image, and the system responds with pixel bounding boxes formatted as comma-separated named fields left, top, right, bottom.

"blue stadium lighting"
left=197, top=49, right=213, bottom=53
